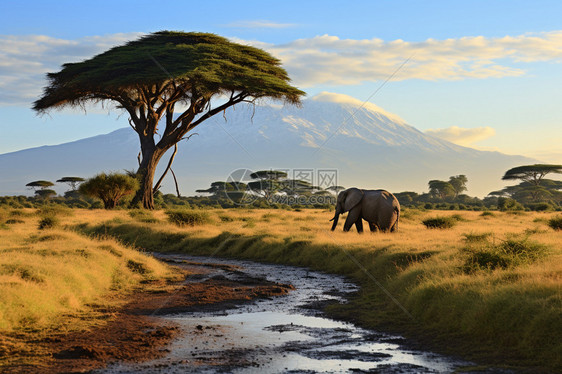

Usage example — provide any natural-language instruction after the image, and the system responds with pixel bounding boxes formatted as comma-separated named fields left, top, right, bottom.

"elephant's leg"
left=343, top=208, right=362, bottom=232
left=355, top=219, right=364, bottom=233
left=369, top=222, right=378, bottom=232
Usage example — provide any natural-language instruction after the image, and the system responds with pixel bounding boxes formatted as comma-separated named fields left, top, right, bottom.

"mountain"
left=0, top=92, right=534, bottom=197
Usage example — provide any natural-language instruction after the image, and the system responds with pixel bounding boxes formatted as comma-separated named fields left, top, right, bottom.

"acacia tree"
left=247, top=170, right=288, bottom=200
left=56, top=177, right=85, bottom=191
left=428, top=180, right=456, bottom=200
left=33, top=31, right=304, bottom=209
left=502, top=164, right=562, bottom=186
left=491, top=165, right=562, bottom=204
left=26, top=180, right=56, bottom=199
left=26, top=180, right=54, bottom=191
left=448, top=175, right=468, bottom=197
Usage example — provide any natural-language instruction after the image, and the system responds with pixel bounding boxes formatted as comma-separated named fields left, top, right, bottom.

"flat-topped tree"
left=502, top=164, right=562, bottom=186
left=26, top=180, right=54, bottom=191
left=56, top=177, right=85, bottom=191
left=33, top=31, right=305, bottom=209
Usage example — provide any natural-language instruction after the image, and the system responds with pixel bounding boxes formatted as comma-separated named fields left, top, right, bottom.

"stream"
left=100, top=254, right=476, bottom=373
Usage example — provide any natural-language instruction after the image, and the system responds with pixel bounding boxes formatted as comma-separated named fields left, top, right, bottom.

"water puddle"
left=100, top=254, right=471, bottom=373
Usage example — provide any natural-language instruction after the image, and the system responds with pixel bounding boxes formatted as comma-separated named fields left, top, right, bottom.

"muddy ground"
left=0, top=260, right=294, bottom=373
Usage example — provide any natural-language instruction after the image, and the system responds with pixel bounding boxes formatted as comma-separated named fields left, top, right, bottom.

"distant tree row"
left=6, top=164, right=561, bottom=211
left=26, top=177, right=85, bottom=199
left=395, top=164, right=562, bottom=211
left=196, top=170, right=338, bottom=206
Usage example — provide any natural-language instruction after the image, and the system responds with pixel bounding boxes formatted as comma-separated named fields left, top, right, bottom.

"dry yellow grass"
left=2, top=207, right=560, bottom=369
left=76, top=207, right=561, bottom=369
left=0, top=208, right=176, bottom=334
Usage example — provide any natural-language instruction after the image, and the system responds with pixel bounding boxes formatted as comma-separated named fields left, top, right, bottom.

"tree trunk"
left=132, top=139, right=166, bottom=209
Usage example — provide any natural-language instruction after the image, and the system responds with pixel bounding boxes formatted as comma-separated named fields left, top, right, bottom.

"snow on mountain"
left=0, top=93, right=534, bottom=197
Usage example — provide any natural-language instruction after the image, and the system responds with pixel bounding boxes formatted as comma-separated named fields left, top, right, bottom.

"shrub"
left=463, top=237, right=548, bottom=273
left=37, top=206, right=73, bottom=217
left=462, top=232, right=492, bottom=243
left=128, top=209, right=158, bottom=223
left=450, top=214, right=467, bottom=222
left=9, top=209, right=34, bottom=217
left=498, top=197, right=524, bottom=211
left=218, top=214, right=235, bottom=222
left=79, top=173, right=139, bottom=209
left=498, top=238, right=547, bottom=262
left=5, top=219, right=25, bottom=225
left=547, top=216, right=562, bottom=231
left=422, top=217, right=456, bottom=229
left=165, top=209, right=211, bottom=226
left=463, top=250, right=511, bottom=272
left=480, top=211, right=495, bottom=217
left=526, top=202, right=554, bottom=211
left=38, top=216, right=59, bottom=230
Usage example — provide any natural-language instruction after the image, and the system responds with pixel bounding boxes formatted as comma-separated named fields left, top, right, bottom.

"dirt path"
left=1, top=260, right=293, bottom=373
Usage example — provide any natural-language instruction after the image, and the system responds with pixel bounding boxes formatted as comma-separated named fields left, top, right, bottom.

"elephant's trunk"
left=330, top=210, right=340, bottom=231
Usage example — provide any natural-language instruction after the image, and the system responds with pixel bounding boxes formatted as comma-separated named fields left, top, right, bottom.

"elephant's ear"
left=343, top=188, right=363, bottom=212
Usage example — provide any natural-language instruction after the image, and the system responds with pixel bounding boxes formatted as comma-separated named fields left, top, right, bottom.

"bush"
left=462, top=232, right=492, bottom=243
left=5, top=219, right=25, bottom=225
left=422, top=217, right=456, bottom=229
left=38, top=216, right=59, bottom=230
left=463, top=237, right=548, bottom=273
left=480, top=211, right=495, bottom=217
left=450, top=214, right=467, bottom=222
left=498, top=197, right=524, bottom=211
left=37, top=206, right=73, bottom=217
left=547, top=216, right=562, bottom=230
left=526, top=202, right=554, bottom=211
left=498, top=238, right=547, bottom=262
left=128, top=209, right=158, bottom=223
left=463, top=250, right=511, bottom=272
left=165, top=209, right=212, bottom=226
left=79, top=173, right=139, bottom=209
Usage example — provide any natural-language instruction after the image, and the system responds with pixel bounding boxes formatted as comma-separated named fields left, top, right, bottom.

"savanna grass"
left=19, top=208, right=562, bottom=370
left=0, top=210, right=177, bottom=340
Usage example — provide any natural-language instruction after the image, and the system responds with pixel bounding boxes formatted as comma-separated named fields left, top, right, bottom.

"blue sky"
left=0, top=0, right=561, bottom=162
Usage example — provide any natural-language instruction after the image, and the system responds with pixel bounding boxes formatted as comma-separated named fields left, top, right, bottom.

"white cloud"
left=264, top=31, right=562, bottom=87
left=2, top=30, right=562, bottom=105
left=425, top=126, right=496, bottom=146
left=0, top=33, right=143, bottom=106
left=225, top=20, right=295, bottom=29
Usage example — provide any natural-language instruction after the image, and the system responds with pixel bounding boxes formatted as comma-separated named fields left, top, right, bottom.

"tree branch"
left=153, top=143, right=178, bottom=193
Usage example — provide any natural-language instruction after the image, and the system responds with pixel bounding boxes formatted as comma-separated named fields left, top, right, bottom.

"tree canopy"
left=428, top=180, right=456, bottom=200
left=33, top=31, right=305, bottom=209
left=502, top=164, right=562, bottom=186
left=26, top=180, right=54, bottom=190
left=448, top=175, right=468, bottom=197
left=56, top=177, right=85, bottom=191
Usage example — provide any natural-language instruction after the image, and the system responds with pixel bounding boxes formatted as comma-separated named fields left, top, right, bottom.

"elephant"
left=330, top=188, right=400, bottom=233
